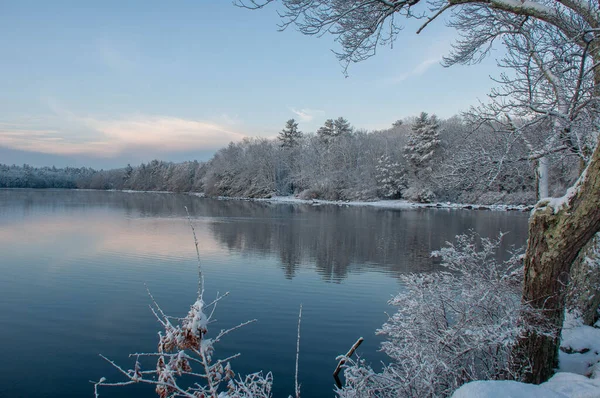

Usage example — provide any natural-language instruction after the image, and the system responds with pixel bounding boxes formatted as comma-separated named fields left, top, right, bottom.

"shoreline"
left=188, top=193, right=534, bottom=212
left=0, top=188, right=534, bottom=212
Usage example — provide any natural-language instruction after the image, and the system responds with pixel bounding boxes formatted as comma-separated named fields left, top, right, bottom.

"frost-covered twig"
left=93, top=215, right=273, bottom=398
left=185, top=206, right=204, bottom=300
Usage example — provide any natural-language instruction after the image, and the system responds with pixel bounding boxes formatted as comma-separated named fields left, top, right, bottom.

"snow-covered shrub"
left=296, top=183, right=341, bottom=200
left=403, top=186, right=436, bottom=203
left=296, top=188, right=320, bottom=200
left=94, top=216, right=275, bottom=398
left=337, top=233, right=548, bottom=398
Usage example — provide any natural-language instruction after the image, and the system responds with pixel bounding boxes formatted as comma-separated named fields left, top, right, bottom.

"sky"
left=0, top=0, right=504, bottom=168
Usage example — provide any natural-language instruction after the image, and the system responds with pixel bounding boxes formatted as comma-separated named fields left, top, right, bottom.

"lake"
left=0, top=189, right=530, bottom=397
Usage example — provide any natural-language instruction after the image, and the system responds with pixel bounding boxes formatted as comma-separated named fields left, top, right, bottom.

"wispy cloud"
left=0, top=115, right=247, bottom=157
left=290, top=108, right=324, bottom=122
left=0, top=126, right=76, bottom=154
left=390, top=56, right=442, bottom=84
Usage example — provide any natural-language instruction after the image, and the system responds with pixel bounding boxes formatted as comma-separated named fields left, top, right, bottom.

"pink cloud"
left=0, top=115, right=247, bottom=157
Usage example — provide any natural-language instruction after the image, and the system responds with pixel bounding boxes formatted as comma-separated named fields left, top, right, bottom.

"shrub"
left=337, top=232, right=549, bottom=397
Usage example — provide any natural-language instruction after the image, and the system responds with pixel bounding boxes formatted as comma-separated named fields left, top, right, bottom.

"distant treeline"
left=0, top=164, right=96, bottom=189
left=0, top=161, right=205, bottom=192
left=0, top=114, right=580, bottom=205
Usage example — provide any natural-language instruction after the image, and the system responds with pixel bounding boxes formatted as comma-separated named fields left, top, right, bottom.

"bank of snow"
left=452, top=315, right=600, bottom=398
left=215, top=195, right=533, bottom=212
left=453, top=373, right=600, bottom=398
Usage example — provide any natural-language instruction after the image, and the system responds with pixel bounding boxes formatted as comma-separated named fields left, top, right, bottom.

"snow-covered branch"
left=93, top=220, right=275, bottom=398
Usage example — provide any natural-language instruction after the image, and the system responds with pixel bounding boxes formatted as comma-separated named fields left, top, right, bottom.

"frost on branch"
left=93, top=288, right=273, bottom=398
left=337, top=232, right=551, bottom=398
left=93, top=213, right=273, bottom=398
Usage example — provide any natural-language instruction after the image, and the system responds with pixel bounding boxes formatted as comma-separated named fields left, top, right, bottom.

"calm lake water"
left=0, top=189, right=530, bottom=397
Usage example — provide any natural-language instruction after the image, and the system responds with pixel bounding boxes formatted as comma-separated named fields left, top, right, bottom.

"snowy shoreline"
left=189, top=193, right=534, bottom=212
left=1, top=187, right=534, bottom=212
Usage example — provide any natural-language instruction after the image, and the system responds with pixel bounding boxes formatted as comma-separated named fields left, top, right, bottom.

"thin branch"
left=295, top=304, right=303, bottom=398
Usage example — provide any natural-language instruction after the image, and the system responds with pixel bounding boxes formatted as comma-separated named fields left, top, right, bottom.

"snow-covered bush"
left=93, top=215, right=277, bottom=398
left=402, top=186, right=436, bottom=203
left=296, top=183, right=342, bottom=201
left=337, top=232, right=549, bottom=398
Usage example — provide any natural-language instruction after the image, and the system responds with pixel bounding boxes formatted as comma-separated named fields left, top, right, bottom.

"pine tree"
left=317, top=119, right=335, bottom=143
left=375, top=155, right=406, bottom=199
left=404, top=112, right=440, bottom=169
left=124, top=164, right=133, bottom=180
left=278, top=119, right=302, bottom=148
left=333, top=116, right=352, bottom=136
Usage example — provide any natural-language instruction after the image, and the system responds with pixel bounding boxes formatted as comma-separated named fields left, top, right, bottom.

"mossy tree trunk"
left=514, top=139, right=600, bottom=384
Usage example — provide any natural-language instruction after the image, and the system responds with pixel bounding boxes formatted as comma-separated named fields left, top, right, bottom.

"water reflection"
left=208, top=202, right=530, bottom=282
left=0, top=189, right=530, bottom=283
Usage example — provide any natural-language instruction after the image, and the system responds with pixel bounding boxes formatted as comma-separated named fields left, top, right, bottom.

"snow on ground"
left=560, top=314, right=600, bottom=378
left=237, top=195, right=533, bottom=212
left=453, top=373, right=600, bottom=398
left=452, top=315, right=600, bottom=398
left=101, top=190, right=533, bottom=212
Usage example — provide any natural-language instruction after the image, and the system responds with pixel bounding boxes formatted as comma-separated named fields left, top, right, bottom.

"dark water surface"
left=0, top=189, right=530, bottom=397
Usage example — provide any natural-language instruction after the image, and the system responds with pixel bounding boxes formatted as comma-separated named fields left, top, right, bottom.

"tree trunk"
left=566, top=233, right=600, bottom=326
left=537, top=157, right=549, bottom=199
left=534, top=157, right=550, bottom=201
left=514, top=139, right=600, bottom=384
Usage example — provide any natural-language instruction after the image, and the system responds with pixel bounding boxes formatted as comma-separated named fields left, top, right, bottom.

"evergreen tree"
left=124, top=164, right=133, bottom=180
left=278, top=119, right=302, bottom=148
left=404, top=112, right=440, bottom=169
left=333, top=116, right=352, bottom=136
left=317, top=119, right=335, bottom=143
left=375, top=154, right=406, bottom=199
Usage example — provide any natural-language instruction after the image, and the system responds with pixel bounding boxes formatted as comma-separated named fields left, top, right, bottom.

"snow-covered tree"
left=333, top=116, right=352, bottom=136
left=404, top=112, right=440, bottom=170
left=278, top=118, right=303, bottom=148
left=317, top=117, right=352, bottom=144
left=375, top=154, right=406, bottom=199
left=317, top=119, right=335, bottom=143
left=402, top=112, right=441, bottom=202
left=464, top=17, right=598, bottom=200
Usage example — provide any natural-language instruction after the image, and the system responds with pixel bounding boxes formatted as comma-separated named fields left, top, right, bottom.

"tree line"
left=1, top=113, right=581, bottom=205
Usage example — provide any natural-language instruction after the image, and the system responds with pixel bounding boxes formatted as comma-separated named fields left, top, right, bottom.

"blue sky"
left=0, top=0, right=503, bottom=168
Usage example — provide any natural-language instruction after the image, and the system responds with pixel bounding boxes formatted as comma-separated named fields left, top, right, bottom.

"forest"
left=0, top=113, right=583, bottom=205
